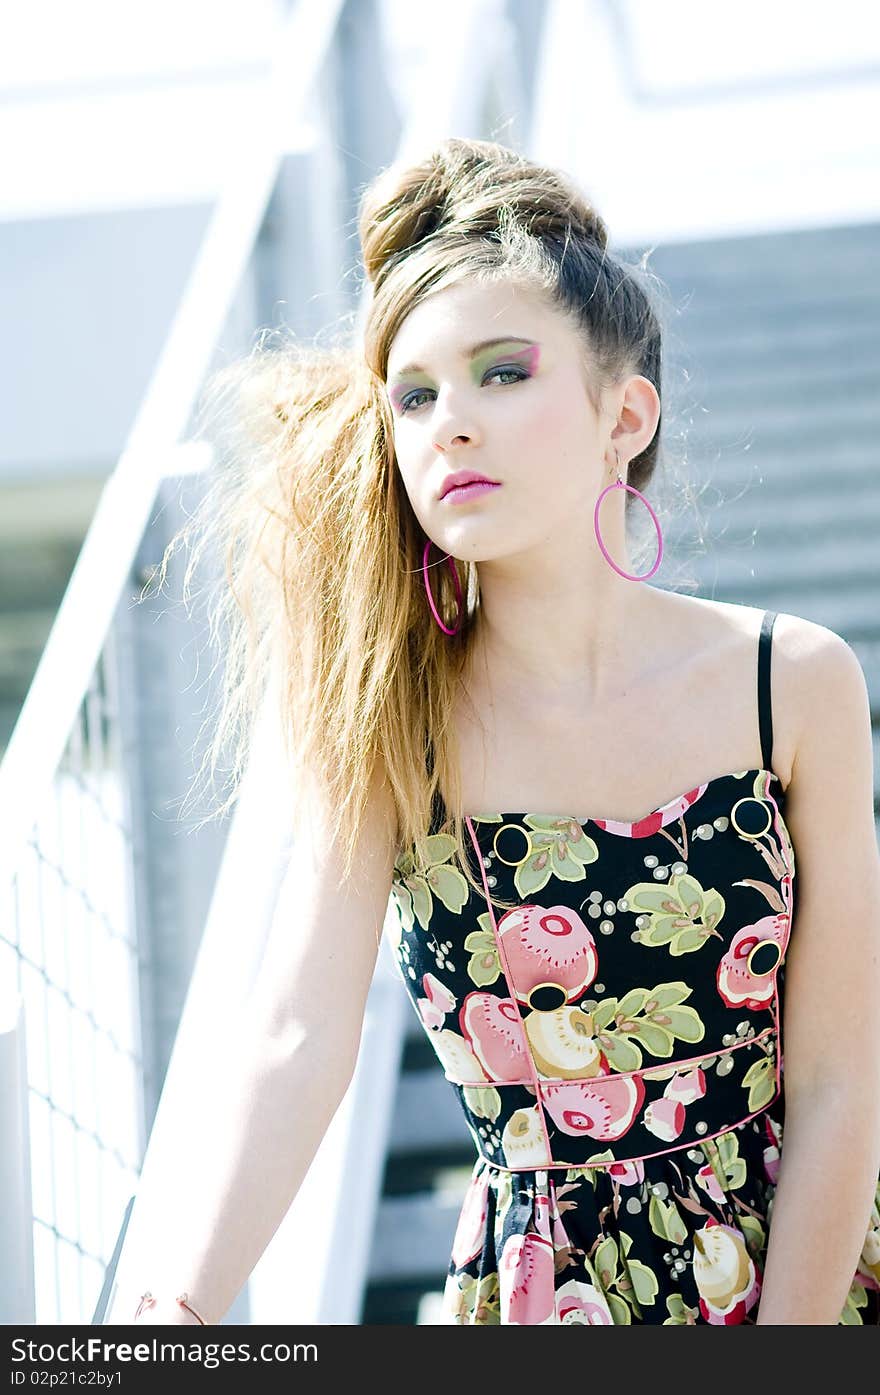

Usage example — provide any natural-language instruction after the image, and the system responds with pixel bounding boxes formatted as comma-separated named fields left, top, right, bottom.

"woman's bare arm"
left=756, top=628, right=880, bottom=1323
left=114, top=756, right=400, bottom=1325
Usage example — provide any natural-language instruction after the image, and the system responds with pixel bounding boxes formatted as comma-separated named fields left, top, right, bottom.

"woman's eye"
left=398, top=388, right=431, bottom=413
left=487, top=367, right=527, bottom=388
left=398, top=366, right=527, bottom=414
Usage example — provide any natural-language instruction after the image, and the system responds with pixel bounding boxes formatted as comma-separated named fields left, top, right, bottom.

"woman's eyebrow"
left=390, top=336, right=538, bottom=380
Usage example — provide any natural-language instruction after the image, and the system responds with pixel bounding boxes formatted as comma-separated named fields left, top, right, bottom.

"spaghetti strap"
left=758, top=609, right=777, bottom=774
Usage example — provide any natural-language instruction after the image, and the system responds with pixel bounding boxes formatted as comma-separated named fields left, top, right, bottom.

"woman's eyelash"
left=398, top=366, right=528, bottom=414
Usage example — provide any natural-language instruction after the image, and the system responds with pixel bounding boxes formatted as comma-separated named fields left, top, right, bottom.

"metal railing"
left=0, top=0, right=533, bottom=1326
left=0, top=617, right=150, bottom=1323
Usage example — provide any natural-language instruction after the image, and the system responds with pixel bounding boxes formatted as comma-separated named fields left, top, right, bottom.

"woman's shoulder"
left=709, top=598, right=863, bottom=783
left=672, top=592, right=850, bottom=684
left=665, top=594, right=856, bottom=791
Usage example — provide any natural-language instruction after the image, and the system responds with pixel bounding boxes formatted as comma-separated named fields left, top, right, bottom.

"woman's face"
left=384, top=279, right=612, bottom=564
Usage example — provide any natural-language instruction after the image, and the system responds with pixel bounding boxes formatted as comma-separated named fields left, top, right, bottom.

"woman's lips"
left=441, top=481, right=502, bottom=504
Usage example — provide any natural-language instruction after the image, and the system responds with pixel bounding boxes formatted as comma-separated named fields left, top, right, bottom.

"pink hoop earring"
left=593, top=451, right=663, bottom=581
left=422, top=538, right=464, bottom=635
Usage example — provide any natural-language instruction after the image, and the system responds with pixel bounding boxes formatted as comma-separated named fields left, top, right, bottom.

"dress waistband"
left=448, top=1027, right=781, bottom=1173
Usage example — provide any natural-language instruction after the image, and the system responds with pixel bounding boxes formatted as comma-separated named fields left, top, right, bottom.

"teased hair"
left=153, top=137, right=691, bottom=928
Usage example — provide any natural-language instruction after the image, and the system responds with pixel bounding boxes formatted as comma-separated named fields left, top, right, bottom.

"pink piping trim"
left=445, top=1024, right=777, bottom=1089
left=464, top=813, right=554, bottom=1165
left=763, top=773, right=795, bottom=1097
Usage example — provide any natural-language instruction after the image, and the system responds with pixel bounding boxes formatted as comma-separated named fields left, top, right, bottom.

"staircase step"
left=383, top=1150, right=474, bottom=1198
left=690, top=316, right=880, bottom=378
left=389, top=1069, right=474, bottom=1153
left=679, top=395, right=877, bottom=448
left=680, top=440, right=875, bottom=491
left=642, top=225, right=878, bottom=295
left=360, top=1280, right=440, bottom=1325
left=368, top=1192, right=461, bottom=1282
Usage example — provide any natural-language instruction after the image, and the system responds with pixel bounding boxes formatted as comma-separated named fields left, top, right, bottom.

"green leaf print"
left=616, top=988, right=649, bottom=1018
left=639, top=918, right=677, bottom=946
left=502, top=815, right=599, bottom=896
left=667, top=926, right=707, bottom=955
left=695, top=1133, right=747, bottom=1199
left=701, top=888, right=725, bottom=928
left=592, top=997, right=619, bottom=1032
left=494, top=1170, right=513, bottom=1228
left=588, top=981, right=705, bottom=1073
left=593, top=1229, right=657, bottom=1320
left=839, top=1281, right=869, bottom=1324
left=663, top=1293, right=699, bottom=1325
left=742, top=1055, right=776, bottom=1111
left=594, top=1236, right=619, bottom=1288
left=598, top=1032, right=643, bottom=1073
left=626, top=1020, right=673, bottom=1057
left=656, top=1005, right=704, bottom=1042
left=647, top=983, right=693, bottom=1009
left=462, top=1084, right=502, bottom=1122
left=613, top=1272, right=638, bottom=1316
left=737, top=1213, right=766, bottom=1259
left=450, top=1271, right=500, bottom=1324
left=572, top=1153, right=615, bottom=1184
left=606, top=1293, right=632, bottom=1324
left=624, top=872, right=726, bottom=955
left=389, top=880, right=415, bottom=940
left=464, top=922, right=501, bottom=987
left=429, top=864, right=471, bottom=912
left=714, top=1132, right=748, bottom=1191
left=391, top=834, right=469, bottom=933
left=627, top=1260, right=659, bottom=1308
left=649, top=1194, right=688, bottom=1245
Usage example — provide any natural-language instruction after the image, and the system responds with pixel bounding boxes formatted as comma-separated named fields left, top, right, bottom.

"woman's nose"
left=432, top=430, right=473, bottom=451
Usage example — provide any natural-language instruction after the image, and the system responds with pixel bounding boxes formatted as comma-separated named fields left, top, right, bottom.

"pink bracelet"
left=134, top=1290, right=208, bottom=1325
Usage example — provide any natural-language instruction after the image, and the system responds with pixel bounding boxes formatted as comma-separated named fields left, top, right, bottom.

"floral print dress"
left=389, top=611, right=880, bottom=1324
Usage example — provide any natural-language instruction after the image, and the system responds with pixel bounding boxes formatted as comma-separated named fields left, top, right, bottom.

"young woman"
left=132, top=138, right=880, bottom=1326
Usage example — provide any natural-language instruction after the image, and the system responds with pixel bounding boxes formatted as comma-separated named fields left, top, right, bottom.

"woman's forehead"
left=385, top=287, right=561, bottom=379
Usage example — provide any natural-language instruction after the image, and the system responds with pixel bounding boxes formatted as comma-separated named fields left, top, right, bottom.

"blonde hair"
left=154, top=137, right=681, bottom=921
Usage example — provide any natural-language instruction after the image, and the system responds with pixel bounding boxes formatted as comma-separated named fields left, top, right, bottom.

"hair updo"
left=360, top=137, right=610, bottom=285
